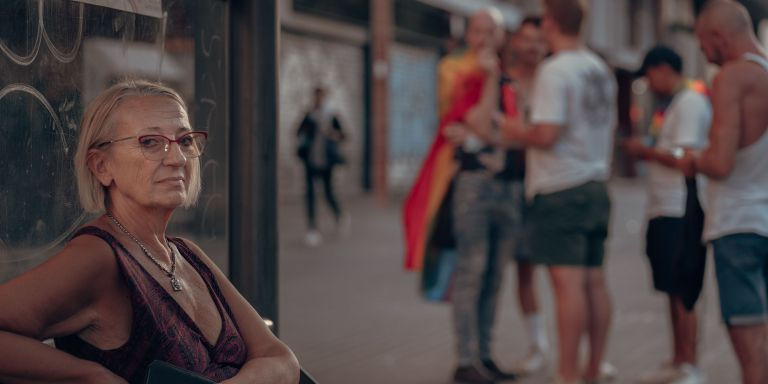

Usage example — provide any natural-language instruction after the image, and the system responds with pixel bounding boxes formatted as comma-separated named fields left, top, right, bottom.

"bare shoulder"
left=0, top=226, right=120, bottom=338
left=715, top=61, right=764, bottom=89
left=64, top=228, right=116, bottom=260
left=56, top=225, right=122, bottom=275
left=38, top=226, right=123, bottom=297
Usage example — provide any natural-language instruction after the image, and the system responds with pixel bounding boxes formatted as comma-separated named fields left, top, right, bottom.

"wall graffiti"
left=0, top=0, right=229, bottom=281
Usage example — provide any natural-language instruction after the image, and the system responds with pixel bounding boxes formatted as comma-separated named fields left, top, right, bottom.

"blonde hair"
left=74, top=79, right=201, bottom=213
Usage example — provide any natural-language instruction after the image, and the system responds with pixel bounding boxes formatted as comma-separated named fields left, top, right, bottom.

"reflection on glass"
left=0, top=0, right=228, bottom=281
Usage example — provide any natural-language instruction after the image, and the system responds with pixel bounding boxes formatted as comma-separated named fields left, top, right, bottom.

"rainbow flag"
left=403, top=61, right=486, bottom=301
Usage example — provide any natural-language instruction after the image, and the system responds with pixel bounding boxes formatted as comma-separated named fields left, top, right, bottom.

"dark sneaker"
left=481, top=359, right=517, bottom=381
left=454, top=365, right=496, bottom=384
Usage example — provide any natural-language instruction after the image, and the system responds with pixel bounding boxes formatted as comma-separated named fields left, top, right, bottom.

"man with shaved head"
left=445, top=15, right=552, bottom=378
left=431, top=8, right=517, bottom=384
left=676, top=1, right=768, bottom=383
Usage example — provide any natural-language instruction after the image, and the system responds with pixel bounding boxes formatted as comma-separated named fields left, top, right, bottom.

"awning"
left=415, top=0, right=523, bottom=29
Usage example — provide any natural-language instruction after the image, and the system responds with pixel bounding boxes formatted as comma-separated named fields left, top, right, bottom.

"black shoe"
left=453, top=365, right=496, bottom=384
left=481, top=359, right=517, bottom=381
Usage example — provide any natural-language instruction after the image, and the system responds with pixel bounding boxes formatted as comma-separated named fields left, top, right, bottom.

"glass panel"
left=0, top=0, right=229, bottom=281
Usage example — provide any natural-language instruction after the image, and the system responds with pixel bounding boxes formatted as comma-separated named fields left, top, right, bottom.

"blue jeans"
left=712, top=233, right=768, bottom=326
left=451, top=172, right=526, bottom=364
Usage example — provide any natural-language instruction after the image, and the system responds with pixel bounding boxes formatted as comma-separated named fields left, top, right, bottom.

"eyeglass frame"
left=92, top=131, right=209, bottom=159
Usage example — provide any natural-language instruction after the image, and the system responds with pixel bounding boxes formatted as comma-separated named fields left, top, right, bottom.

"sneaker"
left=454, top=364, right=496, bottom=384
left=481, top=358, right=517, bottom=381
left=599, top=362, right=618, bottom=382
left=512, top=348, right=546, bottom=375
left=637, top=362, right=680, bottom=384
left=669, top=364, right=704, bottom=384
left=304, top=230, right=322, bottom=247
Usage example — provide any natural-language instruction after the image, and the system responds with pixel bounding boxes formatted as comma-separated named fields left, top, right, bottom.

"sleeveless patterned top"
left=55, top=227, right=247, bottom=383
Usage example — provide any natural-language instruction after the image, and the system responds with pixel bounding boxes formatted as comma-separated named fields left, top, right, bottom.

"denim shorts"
left=712, top=233, right=768, bottom=326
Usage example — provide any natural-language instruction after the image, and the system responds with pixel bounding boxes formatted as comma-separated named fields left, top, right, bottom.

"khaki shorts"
left=528, top=181, right=611, bottom=267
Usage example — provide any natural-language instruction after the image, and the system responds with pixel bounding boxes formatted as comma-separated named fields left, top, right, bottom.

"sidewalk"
left=278, top=179, right=739, bottom=384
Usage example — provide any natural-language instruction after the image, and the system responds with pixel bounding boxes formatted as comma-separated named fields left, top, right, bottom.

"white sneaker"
left=305, top=230, right=322, bottom=247
left=513, top=348, right=546, bottom=375
left=637, top=362, right=680, bottom=384
left=599, top=362, right=618, bottom=382
left=669, top=364, right=705, bottom=384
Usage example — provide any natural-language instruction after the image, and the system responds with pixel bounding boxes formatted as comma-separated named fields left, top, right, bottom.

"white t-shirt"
left=646, top=88, right=711, bottom=218
left=527, top=49, right=617, bottom=199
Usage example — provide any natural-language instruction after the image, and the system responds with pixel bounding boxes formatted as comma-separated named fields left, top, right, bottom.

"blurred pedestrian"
left=624, top=45, right=711, bottom=384
left=439, top=9, right=522, bottom=383
left=675, top=1, right=768, bottom=383
left=450, top=16, right=552, bottom=376
left=501, top=17, right=551, bottom=375
left=500, top=0, right=617, bottom=382
left=296, top=86, right=349, bottom=247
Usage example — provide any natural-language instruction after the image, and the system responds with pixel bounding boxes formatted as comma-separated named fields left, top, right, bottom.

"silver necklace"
left=106, top=212, right=183, bottom=292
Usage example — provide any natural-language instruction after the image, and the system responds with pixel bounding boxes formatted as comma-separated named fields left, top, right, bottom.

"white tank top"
left=703, top=53, right=768, bottom=241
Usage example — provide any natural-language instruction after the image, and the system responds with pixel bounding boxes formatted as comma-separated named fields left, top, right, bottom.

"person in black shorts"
left=624, top=45, right=711, bottom=384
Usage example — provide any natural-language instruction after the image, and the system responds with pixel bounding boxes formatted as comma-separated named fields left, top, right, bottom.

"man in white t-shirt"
left=500, top=0, right=616, bottom=383
left=624, top=45, right=711, bottom=384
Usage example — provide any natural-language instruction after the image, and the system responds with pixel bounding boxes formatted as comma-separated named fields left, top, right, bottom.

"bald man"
left=438, top=10, right=504, bottom=119
left=437, top=9, right=518, bottom=384
left=447, top=16, right=552, bottom=378
left=677, top=1, right=768, bottom=383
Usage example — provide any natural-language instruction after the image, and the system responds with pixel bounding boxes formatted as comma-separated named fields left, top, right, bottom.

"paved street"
left=278, top=179, right=739, bottom=384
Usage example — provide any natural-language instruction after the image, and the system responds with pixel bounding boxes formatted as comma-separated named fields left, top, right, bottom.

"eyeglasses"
left=94, top=131, right=208, bottom=161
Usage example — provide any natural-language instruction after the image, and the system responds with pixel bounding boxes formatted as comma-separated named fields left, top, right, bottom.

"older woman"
left=0, top=80, right=299, bottom=384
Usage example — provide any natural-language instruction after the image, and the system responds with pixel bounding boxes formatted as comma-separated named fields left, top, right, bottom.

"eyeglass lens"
left=138, top=132, right=207, bottom=160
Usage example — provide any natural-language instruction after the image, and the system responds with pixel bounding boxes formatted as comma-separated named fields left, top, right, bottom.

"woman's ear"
left=87, top=149, right=113, bottom=187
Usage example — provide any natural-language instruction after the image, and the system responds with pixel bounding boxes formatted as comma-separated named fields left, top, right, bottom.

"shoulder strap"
left=70, top=226, right=136, bottom=276
left=71, top=226, right=119, bottom=247
left=743, top=52, right=768, bottom=72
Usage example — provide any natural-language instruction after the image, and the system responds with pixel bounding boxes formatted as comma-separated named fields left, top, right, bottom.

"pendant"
left=170, top=275, right=183, bottom=292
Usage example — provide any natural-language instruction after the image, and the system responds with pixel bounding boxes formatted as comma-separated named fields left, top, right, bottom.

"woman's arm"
left=0, top=332, right=122, bottom=384
left=0, top=235, right=127, bottom=383
left=183, top=241, right=299, bottom=384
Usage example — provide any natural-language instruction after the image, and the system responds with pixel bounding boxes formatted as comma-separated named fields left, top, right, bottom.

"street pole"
left=229, top=0, right=280, bottom=334
left=371, top=0, right=392, bottom=204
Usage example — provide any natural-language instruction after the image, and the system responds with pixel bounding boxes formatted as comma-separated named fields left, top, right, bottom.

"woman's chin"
left=153, top=193, right=187, bottom=209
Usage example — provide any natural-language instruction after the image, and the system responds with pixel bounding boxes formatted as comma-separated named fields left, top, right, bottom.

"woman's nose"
left=162, top=141, right=187, bottom=165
